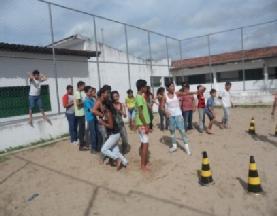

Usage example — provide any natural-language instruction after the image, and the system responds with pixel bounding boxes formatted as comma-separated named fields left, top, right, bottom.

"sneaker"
left=184, top=144, right=192, bottom=155
left=169, top=144, right=178, bottom=153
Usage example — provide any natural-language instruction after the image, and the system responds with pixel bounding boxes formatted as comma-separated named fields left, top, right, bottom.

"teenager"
left=135, top=79, right=151, bottom=171
left=28, top=70, right=48, bottom=126
left=125, top=89, right=136, bottom=130
left=74, top=81, right=88, bottom=151
left=205, top=89, right=217, bottom=134
left=156, top=87, right=168, bottom=131
left=62, top=85, right=77, bottom=144
left=197, top=85, right=206, bottom=133
left=163, top=81, right=191, bottom=155
left=218, top=82, right=233, bottom=129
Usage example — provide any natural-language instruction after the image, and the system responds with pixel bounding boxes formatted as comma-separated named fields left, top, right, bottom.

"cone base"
left=248, top=130, right=256, bottom=134
left=199, top=177, right=214, bottom=186
left=248, top=184, right=263, bottom=194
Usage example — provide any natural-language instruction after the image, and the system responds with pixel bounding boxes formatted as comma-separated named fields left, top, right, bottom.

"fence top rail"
left=181, top=18, right=277, bottom=41
left=37, top=0, right=180, bottom=41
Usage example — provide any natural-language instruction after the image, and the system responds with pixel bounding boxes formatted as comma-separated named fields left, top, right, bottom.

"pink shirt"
left=181, top=94, right=194, bottom=111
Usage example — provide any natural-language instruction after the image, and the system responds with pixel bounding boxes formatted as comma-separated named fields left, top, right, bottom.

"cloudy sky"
left=1, top=0, right=277, bottom=60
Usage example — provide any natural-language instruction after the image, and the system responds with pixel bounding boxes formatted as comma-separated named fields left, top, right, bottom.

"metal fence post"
left=93, top=16, right=101, bottom=89
left=165, top=37, right=170, bottom=70
left=147, top=31, right=153, bottom=74
left=241, top=27, right=246, bottom=91
left=178, top=40, right=183, bottom=59
left=100, top=28, right=105, bottom=61
left=124, top=24, right=131, bottom=89
left=207, top=34, right=213, bottom=88
left=47, top=3, right=60, bottom=114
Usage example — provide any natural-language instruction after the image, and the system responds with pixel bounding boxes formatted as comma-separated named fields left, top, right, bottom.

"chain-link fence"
left=0, top=0, right=277, bottom=121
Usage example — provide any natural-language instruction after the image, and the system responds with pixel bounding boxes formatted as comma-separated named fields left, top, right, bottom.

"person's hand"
left=144, top=125, right=150, bottom=134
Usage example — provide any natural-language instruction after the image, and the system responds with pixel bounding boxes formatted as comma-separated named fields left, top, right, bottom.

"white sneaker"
left=74, top=141, right=79, bottom=145
left=169, top=144, right=178, bottom=153
left=184, top=144, right=192, bottom=155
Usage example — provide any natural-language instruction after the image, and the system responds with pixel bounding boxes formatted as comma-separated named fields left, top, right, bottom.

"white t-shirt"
left=29, top=79, right=43, bottom=96
left=220, top=90, right=231, bottom=108
left=165, top=93, right=182, bottom=117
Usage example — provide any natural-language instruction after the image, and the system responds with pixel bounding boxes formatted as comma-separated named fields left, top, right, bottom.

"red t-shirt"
left=197, top=93, right=205, bottom=108
left=181, top=95, right=194, bottom=111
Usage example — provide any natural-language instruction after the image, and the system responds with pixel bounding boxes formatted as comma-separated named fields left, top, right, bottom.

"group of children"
left=27, top=69, right=233, bottom=171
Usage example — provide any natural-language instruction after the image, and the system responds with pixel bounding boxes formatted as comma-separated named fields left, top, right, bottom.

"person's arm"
left=28, top=72, right=35, bottom=81
left=40, top=74, right=47, bottom=82
left=192, top=96, right=196, bottom=112
left=92, top=101, right=104, bottom=118
left=100, top=111, right=113, bottom=129
left=121, top=103, right=127, bottom=118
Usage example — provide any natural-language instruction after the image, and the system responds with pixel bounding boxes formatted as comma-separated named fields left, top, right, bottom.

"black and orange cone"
left=248, top=117, right=256, bottom=134
left=248, top=156, right=263, bottom=194
left=199, top=151, right=214, bottom=186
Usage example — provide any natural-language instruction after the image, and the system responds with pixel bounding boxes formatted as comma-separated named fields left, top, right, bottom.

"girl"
left=112, top=91, right=129, bottom=154
left=99, top=88, right=128, bottom=170
left=125, top=89, right=136, bottom=130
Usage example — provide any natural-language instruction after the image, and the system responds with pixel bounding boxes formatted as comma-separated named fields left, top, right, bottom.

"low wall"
left=0, top=114, right=68, bottom=151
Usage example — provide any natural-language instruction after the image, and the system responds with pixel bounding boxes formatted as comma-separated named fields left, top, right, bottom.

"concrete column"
left=263, top=63, right=268, bottom=91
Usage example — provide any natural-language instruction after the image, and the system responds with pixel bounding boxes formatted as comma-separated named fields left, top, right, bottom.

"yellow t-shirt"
left=125, top=96, right=135, bottom=109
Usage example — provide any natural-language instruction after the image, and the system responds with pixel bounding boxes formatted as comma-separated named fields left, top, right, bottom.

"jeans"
left=98, top=123, right=107, bottom=148
left=101, top=133, right=128, bottom=166
left=76, top=116, right=85, bottom=147
left=168, top=115, right=189, bottom=144
left=222, top=107, right=230, bottom=125
left=158, top=108, right=168, bottom=130
left=120, top=125, right=128, bottom=153
left=182, top=110, right=193, bottom=130
left=148, top=108, right=154, bottom=129
left=88, top=120, right=99, bottom=151
left=66, top=113, right=77, bottom=143
left=198, top=108, right=205, bottom=131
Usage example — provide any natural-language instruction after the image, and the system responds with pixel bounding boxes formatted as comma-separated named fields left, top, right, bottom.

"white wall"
left=0, top=51, right=90, bottom=121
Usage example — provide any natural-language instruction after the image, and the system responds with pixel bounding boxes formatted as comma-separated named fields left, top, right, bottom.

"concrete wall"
left=0, top=51, right=90, bottom=122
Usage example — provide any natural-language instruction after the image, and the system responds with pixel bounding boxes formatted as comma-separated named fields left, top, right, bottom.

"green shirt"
left=135, top=94, right=150, bottom=126
left=74, top=90, right=86, bottom=116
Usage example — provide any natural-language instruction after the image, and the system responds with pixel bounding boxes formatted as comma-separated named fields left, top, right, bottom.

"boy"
left=62, top=85, right=77, bottom=144
left=135, top=79, right=151, bottom=171
left=163, top=81, right=191, bottom=155
left=180, top=83, right=195, bottom=131
left=28, top=70, right=48, bottom=126
left=74, top=81, right=88, bottom=151
left=205, top=89, right=217, bottom=134
left=125, top=89, right=136, bottom=130
left=84, top=86, right=99, bottom=153
left=197, top=85, right=206, bottom=133
left=271, top=93, right=277, bottom=116
left=218, top=82, right=232, bottom=128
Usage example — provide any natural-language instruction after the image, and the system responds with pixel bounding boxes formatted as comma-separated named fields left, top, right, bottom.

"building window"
left=268, top=67, right=277, bottom=80
left=164, top=77, right=174, bottom=87
left=187, top=73, right=212, bottom=85
left=245, top=68, right=264, bottom=81
left=0, top=85, right=51, bottom=118
left=216, top=71, right=243, bottom=82
left=150, top=76, right=161, bottom=87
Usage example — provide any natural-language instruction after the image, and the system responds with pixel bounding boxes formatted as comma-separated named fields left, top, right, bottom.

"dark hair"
left=91, top=87, right=96, bottom=92
left=102, top=84, right=111, bottom=92
left=32, top=70, right=40, bottom=75
left=182, top=81, right=188, bottom=86
left=66, top=85, right=73, bottom=91
left=157, top=87, right=165, bottom=96
left=84, top=86, right=92, bottom=93
left=77, top=81, right=85, bottom=88
left=136, top=79, right=147, bottom=91
left=225, top=81, right=232, bottom=86
left=165, top=80, right=174, bottom=89
left=184, top=83, right=190, bottom=89
left=111, top=91, right=119, bottom=102
left=210, top=88, right=216, bottom=94
left=197, top=85, right=201, bottom=90
left=103, top=100, right=116, bottom=115
left=127, top=89, right=133, bottom=94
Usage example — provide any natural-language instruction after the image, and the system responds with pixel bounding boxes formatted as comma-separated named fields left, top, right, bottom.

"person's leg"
left=159, top=108, right=164, bottom=130
left=88, top=120, right=97, bottom=152
left=149, top=108, right=153, bottom=130
left=66, top=113, right=74, bottom=143
left=222, top=107, right=227, bottom=127
left=138, top=127, right=150, bottom=170
left=120, top=125, right=129, bottom=154
left=78, top=116, right=86, bottom=149
left=28, top=96, right=34, bottom=125
left=101, top=133, right=121, bottom=160
left=225, top=107, right=230, bottom=128
left=169, top=116, right=177, bottom=152
left=176, top=115, right=191, bottom=155
left=112, top=145, right=128, bottom=167
left=73, top=115, right=78, bottom=142
left=37, top=96, right=47, bottom=120
left=198, top=109, right=204, bottom=132
left=182, top=111, right=189, bottom=131
left=188, top=110, right=193, bottom=129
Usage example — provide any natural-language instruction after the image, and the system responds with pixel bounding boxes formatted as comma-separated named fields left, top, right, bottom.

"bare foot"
left=116, top=159, right=122, bottom=171
left=28, top=119, right=33, bottom=127
left=141, top=166, right=151, bottom=172
left=206, top=130, right=214, bottom=134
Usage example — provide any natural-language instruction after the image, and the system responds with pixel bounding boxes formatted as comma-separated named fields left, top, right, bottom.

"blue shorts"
left=169, top=115, right=184, bottom=132
left=29, top=95, right=43, bottom=111
left=128, top=108, right=136, bottom=120
left=205, top=109, right=215, bottom=121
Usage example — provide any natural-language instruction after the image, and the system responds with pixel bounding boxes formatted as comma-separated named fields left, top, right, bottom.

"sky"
left=1, top=0, right=277, bottom=60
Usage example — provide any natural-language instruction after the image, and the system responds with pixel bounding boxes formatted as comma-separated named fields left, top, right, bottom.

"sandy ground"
left=0, top=107, right=277, bottom=216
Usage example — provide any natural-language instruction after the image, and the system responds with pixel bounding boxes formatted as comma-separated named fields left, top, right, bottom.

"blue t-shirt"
left=205, top=97, right=215, bottom=112
left=84, top=97, right=95, bottom=121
